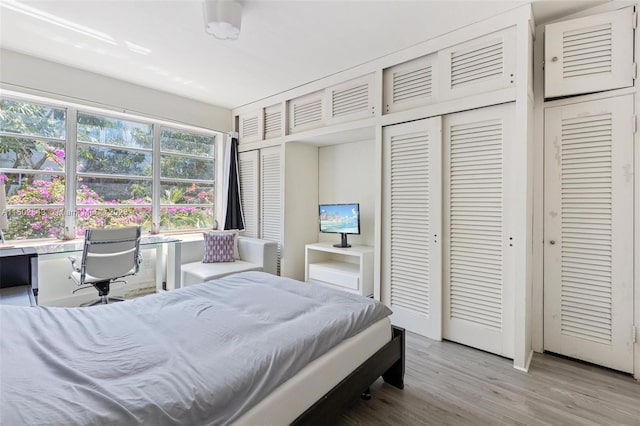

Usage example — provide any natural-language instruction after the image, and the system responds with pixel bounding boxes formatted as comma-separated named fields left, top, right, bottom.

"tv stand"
left=333, top=233, right=351, bottom=248
left=305, top=243, right=373, bottom=297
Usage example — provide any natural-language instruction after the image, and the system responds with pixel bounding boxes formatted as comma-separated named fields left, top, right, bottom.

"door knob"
left=549, top=240, right=556, bottom=245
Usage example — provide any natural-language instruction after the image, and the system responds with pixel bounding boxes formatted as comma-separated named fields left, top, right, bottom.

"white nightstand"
left=304, top=242, right=374, bottom=297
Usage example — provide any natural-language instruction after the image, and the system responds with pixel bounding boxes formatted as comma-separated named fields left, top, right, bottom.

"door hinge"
left=634, top=115, right=638, bottom=134
left=633, top=10, right=638, bottom=29
left=633, top=62, right=638, bottom=80
left=633, top=325, right=637, bottom=344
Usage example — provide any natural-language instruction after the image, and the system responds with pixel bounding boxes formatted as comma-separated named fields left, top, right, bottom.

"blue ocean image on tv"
left=319, top=204, right=359, bottom=234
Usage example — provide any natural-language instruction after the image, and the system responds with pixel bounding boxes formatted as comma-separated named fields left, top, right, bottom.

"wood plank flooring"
left=338, top=332, right=640, bottom=425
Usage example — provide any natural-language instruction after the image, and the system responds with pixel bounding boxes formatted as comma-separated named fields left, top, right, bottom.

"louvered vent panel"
left=239, top=157, right=257, bottom=238
left=241, top=116, right=259, bottom=140
left=393, top=66, right=432, bottom=104
left=293, top=99, right=323, bottom=129
left=560, top=113, right=612, bottom=344
left=450, top=41, right=503, bottom=88
left=562, top=24, right=612, bottom=79
left=390, top=132, right=431, bottom=315
left=449, top=119, right=503, bottom=330
left=264, top=107, right=282, bottom=139
left=261, top=151, right=281, bottom=274
left=331, top=83, right=369, bottom=118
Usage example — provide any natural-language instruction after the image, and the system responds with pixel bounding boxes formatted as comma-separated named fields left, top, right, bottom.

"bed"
left=0, top=271, right=404, bottom=425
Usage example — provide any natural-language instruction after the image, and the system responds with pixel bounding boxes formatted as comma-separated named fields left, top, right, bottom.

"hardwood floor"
left=338, top=332, right=640, bottom=425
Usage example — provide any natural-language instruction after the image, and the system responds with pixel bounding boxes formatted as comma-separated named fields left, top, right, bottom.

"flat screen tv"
left=318, top=203, right=360, bottom=248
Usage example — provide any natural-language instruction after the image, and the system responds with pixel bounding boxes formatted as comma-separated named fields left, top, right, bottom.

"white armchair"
left=181, top=236, right=277, bottom=286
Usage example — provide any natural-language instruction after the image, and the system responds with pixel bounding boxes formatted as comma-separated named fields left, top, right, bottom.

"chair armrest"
left=68, top=256, right=80, bottom=272
left=237, top=237, right=278, bottom=275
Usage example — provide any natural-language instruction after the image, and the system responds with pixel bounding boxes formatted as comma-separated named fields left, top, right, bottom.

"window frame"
left=0, top=93, right=222, bottom=241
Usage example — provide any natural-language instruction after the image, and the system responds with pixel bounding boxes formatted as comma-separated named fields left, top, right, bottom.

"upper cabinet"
left=440, top=27, right=516, bottom=100
left=544, top=7, right=634, bottom=99
left=235, top=23, right=520, bottom=144
left=383, top=53, right=438, bottom=114
left=326, top=74, right=375, bottom=124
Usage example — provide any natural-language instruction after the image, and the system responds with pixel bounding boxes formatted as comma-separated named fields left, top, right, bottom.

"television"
left=318, top=203, right=360, bottom=248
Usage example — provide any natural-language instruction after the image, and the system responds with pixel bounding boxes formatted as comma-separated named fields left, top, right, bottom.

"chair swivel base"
left=82, top=296, right=125, bottom=307
left=80, top=280, right=125, bottom=306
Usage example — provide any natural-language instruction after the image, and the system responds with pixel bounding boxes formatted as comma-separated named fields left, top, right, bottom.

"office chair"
left=69, top=226, right=142, bottom=306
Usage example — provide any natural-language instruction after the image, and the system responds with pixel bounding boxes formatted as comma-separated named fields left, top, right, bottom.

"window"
left=0, top=98, right=66, bottom=239
left=0, top=95, right=219, bottom=240
left=160, top=128, right=215, bottom=231
left=76, top=112, right=153, bottom=236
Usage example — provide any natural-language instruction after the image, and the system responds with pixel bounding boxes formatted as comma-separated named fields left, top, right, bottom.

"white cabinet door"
left=239, top=110, right=262, bottom=143
left=260, top=146, right=282, bottom=274
left=382, top=117, right=442, bottom=339
left=238, top=150, right=259, bottom=238
left=544, top=7, right=634, bottom=98
left=544, top=95, right=634, bottom=373
left=443, top=103, right=515, bottom=358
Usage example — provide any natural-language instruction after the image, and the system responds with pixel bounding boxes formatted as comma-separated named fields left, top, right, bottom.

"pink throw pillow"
left=203, top=231, right=235, bottom=263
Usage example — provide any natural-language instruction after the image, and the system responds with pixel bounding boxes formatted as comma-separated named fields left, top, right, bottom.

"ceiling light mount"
left=203, top=0, right=242, bottom=40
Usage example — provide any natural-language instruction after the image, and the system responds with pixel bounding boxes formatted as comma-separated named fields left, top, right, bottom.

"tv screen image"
left=319, top=203, right=359, bottom=248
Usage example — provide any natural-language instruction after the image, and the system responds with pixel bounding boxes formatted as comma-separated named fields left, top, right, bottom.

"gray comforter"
left=0, top=271, right=391, bottom=425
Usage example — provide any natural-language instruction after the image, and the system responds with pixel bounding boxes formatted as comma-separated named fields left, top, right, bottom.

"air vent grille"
left=450, top=41, right=503, bottom=88
left=449, top=119, right=503, bottom=330
left=390, top=131, right=431, bottom=315
left=332, top=83, right=369, bottom=118
left=562, top=24, right=612, bottom=79
left=241, top=116, right=259, bottom=139
left=559, top=113, right=613, bottom=344
left=293, top=99, right=323, bottom=129
left=393, top=66, right=433, bottom=104
left=264, top=107, right=282, bottom=138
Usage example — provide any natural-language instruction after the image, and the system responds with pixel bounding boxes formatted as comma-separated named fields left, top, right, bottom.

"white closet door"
left=260, top=146, right=282, bottom=274
left=382, top=117, right=442, bottom=339
left=443, top=103, right=514, bottom=358
left=238, top=150, right=259, bottom=238
left=544, top=7, right=634, bottom=98
left=544, top=95, right=634, bottom=373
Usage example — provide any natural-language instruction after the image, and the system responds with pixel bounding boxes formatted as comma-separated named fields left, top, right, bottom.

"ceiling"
left=0, top=0, right=608, bottom=110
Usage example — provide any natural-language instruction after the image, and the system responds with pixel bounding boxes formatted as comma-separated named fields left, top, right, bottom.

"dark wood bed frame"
left=292, top=326, right=405, bottom=425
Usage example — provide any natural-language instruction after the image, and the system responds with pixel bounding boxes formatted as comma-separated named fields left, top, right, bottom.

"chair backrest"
left=80, top=226, right=142, bottom=283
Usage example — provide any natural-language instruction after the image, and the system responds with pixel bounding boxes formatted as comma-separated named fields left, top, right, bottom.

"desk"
left=35, top=235, right=182, bottom=293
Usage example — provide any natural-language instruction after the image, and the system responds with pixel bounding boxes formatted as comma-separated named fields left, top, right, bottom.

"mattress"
left=235, top=317, right=391, bottom=425
left=0, top=271, right=392, bottom=425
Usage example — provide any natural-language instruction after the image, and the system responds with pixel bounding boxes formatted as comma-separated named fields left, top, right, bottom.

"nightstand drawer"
left=308, top=261, right=359, bottom=290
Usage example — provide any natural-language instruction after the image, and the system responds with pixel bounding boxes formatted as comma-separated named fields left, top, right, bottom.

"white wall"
left=0, top=48, right=232, bottom=132
left=318, top=140, right=375, bottom=247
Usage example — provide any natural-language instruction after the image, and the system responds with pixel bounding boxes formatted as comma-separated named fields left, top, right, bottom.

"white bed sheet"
left=235, top=317, right=392, bottom=425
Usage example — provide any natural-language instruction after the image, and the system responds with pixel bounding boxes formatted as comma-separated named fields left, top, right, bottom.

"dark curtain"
left=224, top=137, right=245, bottom=230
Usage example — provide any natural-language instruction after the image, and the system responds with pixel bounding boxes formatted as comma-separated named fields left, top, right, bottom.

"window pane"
left=160, top=206, right=214, bottom=231
left=161, top=154, right=214, bottom=180
left=4, top=207, right=65, bottom=240
left=76, top=206, right=152, bottom=236
left=0, top=99, right=65, bottom=139
left=77, top=146, right=151, bottom=176
left=77, top=112, right=152, bottom=149
left=0, top=137, right=65, bottom=171
left=161, top=182, right=213, bottom=204
left=77, top=178, right=151, bottom=204
left=161, top=129, right=214, bottom=157
left=3, top=173, right=65, bottom=205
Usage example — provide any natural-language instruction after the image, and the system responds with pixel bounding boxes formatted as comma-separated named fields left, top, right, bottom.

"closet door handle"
left=549, top=240, right=556, bottom=245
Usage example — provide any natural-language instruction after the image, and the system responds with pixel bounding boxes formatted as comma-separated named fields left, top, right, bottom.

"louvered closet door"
left=238, top=150, right=259, bottom=238
left=443, top=103, right=514, bottom=358
left=382, top=117, right=442, bottom=339
left=544, top=7, right=634, bottom=99
left=260, top=146, right=282, bottom=274
left=544, top=95, right=634, bottom=373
